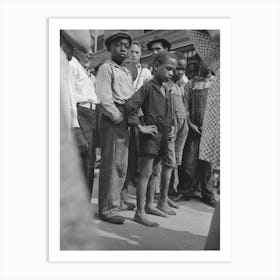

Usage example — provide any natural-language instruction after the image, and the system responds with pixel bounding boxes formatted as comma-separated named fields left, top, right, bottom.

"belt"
left=77, top=102, right=96, bottom=110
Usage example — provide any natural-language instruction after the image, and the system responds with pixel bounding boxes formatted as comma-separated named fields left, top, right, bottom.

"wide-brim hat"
left=105, top=31, right=132, bottom=50
left=147, top=36, right=171, bottom=51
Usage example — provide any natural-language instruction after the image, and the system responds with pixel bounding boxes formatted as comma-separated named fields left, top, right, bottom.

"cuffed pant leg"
left=98, top=115, right=129, bottom=217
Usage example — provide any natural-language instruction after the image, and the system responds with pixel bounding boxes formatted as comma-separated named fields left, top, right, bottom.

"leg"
left=119, top=126, right=138, bottom=211
left=77, top=106, right=97, bottom=199
left=98, top=115, right=129, bottom=224
left=145, top=158, right=167, bottom=217
left=157, top=164, right=176, bottom=215
left=134, top=155, right=160, bottom=227
left=176, top=131, right=200, bottom=200
left=199, top=160, right=217, bottom=207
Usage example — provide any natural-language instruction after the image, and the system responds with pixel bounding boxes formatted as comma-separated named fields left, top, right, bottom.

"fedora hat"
left=147, top=35, right=171, bottom=51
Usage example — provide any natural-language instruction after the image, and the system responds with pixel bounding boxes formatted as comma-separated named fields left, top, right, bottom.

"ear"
left=153, top=61, right=159, bottom=70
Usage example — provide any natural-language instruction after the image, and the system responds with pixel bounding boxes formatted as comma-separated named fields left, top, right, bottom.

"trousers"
left=77, top=105, right=96, bottom=197
left=177, top=130, right=214, bottom=199
left=98, top=113, right=129, bottom=217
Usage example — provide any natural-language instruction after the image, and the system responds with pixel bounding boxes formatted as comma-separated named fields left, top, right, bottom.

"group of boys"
left=67, top=30, right=218, bottom=228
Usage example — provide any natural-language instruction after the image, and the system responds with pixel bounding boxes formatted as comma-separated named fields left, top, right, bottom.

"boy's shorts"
left=165, top=118, right=189, bottom=167
left=139, top=131, right=167, bottom=159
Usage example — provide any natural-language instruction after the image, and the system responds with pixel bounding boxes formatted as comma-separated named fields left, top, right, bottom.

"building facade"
left=88, top=30, right=196, bottom=70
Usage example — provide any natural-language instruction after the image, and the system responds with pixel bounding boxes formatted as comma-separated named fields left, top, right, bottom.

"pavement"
left=90, top=172, right=218, bottom=250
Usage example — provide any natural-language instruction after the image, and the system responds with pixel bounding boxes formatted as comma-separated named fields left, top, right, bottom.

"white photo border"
left=49, top=18, right=231, bottom=262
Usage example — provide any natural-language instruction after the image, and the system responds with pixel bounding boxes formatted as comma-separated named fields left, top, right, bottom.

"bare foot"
left=134, top=212, right=160, bottom=227
left=167, top=198, right=179, bottom=209
left=157, top=203, right=176, bottom=215
left=145, top=205, right=168, bottom=217
left=118, top=201, right=136, bottom=211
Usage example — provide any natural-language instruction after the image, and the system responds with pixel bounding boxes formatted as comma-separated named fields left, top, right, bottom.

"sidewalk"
left=90, top=173, right=217, bottom=250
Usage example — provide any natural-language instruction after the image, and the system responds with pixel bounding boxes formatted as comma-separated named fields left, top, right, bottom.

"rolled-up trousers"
left=98, top=113, right=129, bottom=217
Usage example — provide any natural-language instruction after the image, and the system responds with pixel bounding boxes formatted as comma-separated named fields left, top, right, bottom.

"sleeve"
left=142, top=68, right=152, bottom=83
left=95, top=64, right=123, bottom=124
left=124, top=85, right=148, bottom=126
left=69, top=61, right=80, bottom=128
left=184, top=82, right=192, bottom=117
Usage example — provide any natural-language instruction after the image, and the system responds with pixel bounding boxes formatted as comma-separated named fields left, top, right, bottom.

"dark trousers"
left=120, top=126, right=139, bottom=202
left=77, top=105, right=96, bottom=198
left=177, top=130, right=214, bottom=200
left=98, top=114, right=129, bottom=217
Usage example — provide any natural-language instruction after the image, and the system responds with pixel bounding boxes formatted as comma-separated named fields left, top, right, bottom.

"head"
left=105, top=32, right=132, bottom=65
left=151, top=42, right=167, bottom=54
left=186, top=55, right=200, bottom=80
left=147, top=38, right=171, bottom=55
left=152, top=51, right=177, bottom=84
left=129, top=41, right=143, bottom=64
left=108, top=38, right=131, bottom=64
left=172, top=51, right=187, bottom=82
left=73, top=49, right=91, bottom=67
left=199, top=59, right=211, bottom=78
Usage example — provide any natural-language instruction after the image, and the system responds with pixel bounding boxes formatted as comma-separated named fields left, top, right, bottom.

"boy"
left=95, top=31, right=134, bottom=224
left=176, top=59, right=217, bottom=207
left=157, top=51, right=189, bottom=213
left=125, top=51, right=177, bottom=227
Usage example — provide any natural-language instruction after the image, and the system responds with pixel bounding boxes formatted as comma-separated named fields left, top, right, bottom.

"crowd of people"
left=60, top=29, right=220, bottom=230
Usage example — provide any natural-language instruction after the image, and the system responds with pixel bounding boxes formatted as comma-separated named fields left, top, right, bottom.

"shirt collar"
left=106, top=59, right=130, bottom=73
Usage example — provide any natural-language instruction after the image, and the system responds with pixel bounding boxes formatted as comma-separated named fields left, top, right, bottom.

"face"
left=173, top=59, right=187, bottom=81
left=129, top=44, right=142, bottom=64
left=154, top=57, right=177, bottom=83
left=150, top=42, right=166, bottom=54
left=186, top=63, right=199, bottom=80
left=109, top=38, right=130, bottom=64
left=199, top=60, right=211, bottom=78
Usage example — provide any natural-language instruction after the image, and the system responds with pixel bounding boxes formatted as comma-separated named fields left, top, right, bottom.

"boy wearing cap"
left=96, top=31, right=134, bottom=224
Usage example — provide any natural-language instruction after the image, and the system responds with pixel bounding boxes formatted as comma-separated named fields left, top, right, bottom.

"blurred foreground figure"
left=60, top=30, right=100, bottom=250
left=187, top=30, right=220, bottom=249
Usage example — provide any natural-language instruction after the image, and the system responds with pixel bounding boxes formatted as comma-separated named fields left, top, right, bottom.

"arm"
left=96, top=64, right=123, bottom=124
left=124, top=86, right=147, bottom=126
left=184, top=82, right=201, bottom=135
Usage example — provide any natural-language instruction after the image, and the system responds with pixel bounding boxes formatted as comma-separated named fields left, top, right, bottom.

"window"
left=90, top=37, right=96, bottom=53
left=97, top=34, right=104, bottom=51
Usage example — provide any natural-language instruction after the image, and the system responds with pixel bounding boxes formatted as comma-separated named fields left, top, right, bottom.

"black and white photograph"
left=56, top=26, right=224, bottom=253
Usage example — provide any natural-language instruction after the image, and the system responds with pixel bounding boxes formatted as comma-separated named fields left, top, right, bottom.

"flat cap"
left=105, top=31, right=132, bottom=50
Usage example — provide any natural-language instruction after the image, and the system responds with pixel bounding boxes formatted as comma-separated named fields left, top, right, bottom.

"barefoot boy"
left=125, top=51, right=177, bottom=227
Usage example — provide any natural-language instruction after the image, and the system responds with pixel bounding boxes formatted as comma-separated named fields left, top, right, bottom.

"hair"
left=152, top=51, right=177, bottom=67
left=172, top=51, right=186, bottom=61
left=131, top=41, right=143, bottom=52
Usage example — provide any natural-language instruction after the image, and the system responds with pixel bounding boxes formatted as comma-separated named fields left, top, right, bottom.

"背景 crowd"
left=60, top=30, right=220, bottom=229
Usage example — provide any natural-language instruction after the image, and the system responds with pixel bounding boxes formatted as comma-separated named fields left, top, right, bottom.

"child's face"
left=129, top=44, right=141, bottom=64
left=186, top=63, right=199, bottom=80
left=173, top=59, right=187, bottom=81
left=154, top=57, right=177, bottom=83
left=109, top=38, right=130, bottom=64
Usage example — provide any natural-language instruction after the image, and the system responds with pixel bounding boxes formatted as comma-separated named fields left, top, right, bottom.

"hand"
left=138, top=125, right=158, bottom=136
left=190, top=124, right=201, bottom=135
left=168, top=125, right=176, bottom=141
left=72, top=128, right=89, bottom=153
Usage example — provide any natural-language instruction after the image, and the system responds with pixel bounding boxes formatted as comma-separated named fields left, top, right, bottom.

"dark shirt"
left=124, top=79, right=174, bottom=132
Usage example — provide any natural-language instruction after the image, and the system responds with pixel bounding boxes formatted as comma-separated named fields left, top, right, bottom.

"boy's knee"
left=140, top=165, right=153, bottom=179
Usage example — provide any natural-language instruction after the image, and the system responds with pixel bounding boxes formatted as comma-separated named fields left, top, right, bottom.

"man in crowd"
left=69, top=49, right=99, bottom=198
